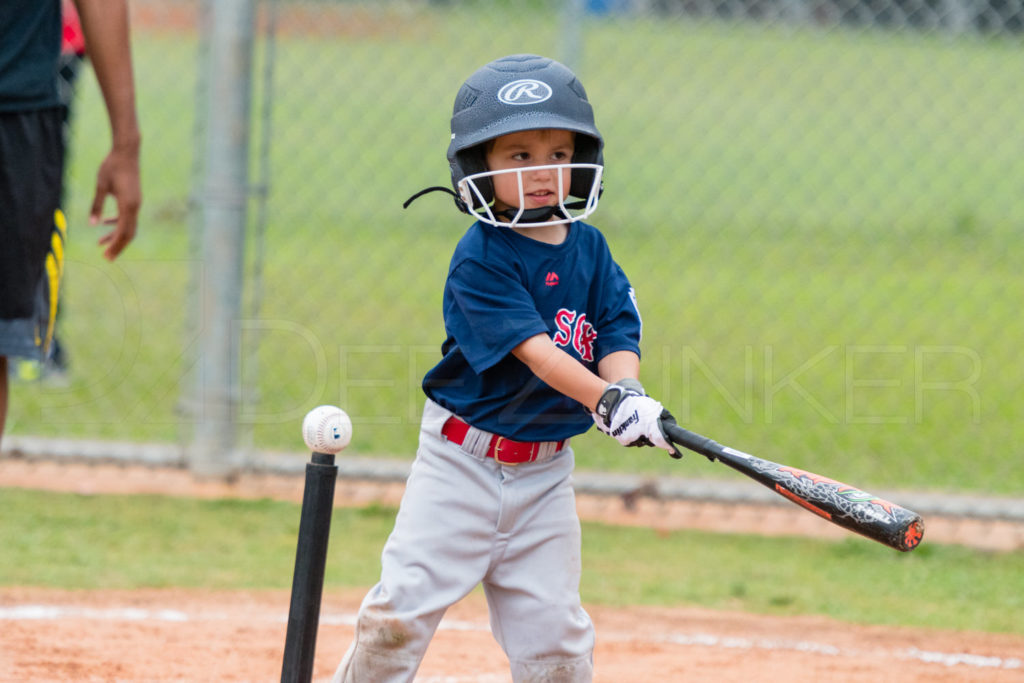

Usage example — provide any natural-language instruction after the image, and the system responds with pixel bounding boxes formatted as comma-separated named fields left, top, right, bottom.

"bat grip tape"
left=664, top=423, right=724, bottom=462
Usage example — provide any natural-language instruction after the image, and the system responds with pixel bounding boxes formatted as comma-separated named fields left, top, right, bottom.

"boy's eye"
left=504, top=148, right=572, bottom=163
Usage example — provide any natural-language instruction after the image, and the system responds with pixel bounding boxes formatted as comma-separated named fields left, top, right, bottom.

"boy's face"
left=484, top=129, right=575, bottom=215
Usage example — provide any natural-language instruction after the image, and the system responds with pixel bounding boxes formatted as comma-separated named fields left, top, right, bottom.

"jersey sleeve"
left=592, top=256, right=643, bottom=362
left=444, top=258, right=550, bottom=374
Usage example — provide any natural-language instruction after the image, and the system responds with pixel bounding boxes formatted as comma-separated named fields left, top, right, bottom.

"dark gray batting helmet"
left=447, top=54, right=604, bottom=212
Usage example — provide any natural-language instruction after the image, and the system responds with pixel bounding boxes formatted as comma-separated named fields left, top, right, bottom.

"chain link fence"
left=6, top=0, right=1022, bottom=499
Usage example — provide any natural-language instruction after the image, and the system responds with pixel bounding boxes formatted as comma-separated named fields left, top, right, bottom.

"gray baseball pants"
left=333, top=399, right=594, bottom=682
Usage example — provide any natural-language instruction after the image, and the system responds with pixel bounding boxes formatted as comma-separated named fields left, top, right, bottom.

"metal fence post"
left=189, top=0, right=256, bottom=478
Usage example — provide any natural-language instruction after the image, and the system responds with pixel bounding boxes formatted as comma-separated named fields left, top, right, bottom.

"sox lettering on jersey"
left=552, top=308, right=597, bottom=362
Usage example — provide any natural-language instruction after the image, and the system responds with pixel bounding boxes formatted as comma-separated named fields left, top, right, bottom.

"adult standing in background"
left=0, top=0, right=142, bottom=447
left=12, top=0, right=87, bottom=384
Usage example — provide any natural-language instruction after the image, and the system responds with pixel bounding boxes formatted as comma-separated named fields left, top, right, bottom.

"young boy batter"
left=334, top=54, right=678, bottom=683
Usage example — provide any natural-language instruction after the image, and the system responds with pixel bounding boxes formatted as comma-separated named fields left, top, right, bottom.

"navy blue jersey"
left=0, top=0, right=62, bottom=112
left=423, top=221, right=642, bottom=441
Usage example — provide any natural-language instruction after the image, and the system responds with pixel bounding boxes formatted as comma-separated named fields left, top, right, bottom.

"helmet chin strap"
left=403, top=186, right=588, bottom=226
left=402, top=186, right=467, bottom=212
left=495, top=205, right=570, bottom=224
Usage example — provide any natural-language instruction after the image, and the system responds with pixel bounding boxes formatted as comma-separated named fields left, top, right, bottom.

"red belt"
left=441, top=416, right=566, bottom=466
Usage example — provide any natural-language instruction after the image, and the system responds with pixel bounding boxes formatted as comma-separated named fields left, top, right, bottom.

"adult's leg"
left=0, top=110, right=65, bottom=446
left=0, top=357, right=7, bottom=446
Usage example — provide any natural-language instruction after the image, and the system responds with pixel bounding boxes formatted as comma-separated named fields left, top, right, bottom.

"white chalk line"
left=0, top=605, right=190, bottom=622
left=1, top=605, right=1020, bottom=672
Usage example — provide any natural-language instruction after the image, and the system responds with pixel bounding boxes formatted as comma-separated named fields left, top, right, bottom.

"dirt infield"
left=2, top=586, right=1023, bottom=682
left=2, top=459, right=1023, bottom=682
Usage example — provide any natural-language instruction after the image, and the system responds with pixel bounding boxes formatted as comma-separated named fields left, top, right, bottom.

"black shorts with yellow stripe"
left=0, top=108, right=66, bottom=361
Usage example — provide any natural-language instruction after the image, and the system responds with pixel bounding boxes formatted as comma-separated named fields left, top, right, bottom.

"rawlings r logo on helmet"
left=497, top=79, right=553, bottom=105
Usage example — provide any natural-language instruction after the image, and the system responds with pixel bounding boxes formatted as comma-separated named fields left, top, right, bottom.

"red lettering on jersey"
left=573, top=314, right=597, bottom=362
left=545, top=271, right=560, bottom=287
left=552, top=308, right=597, bottom=362
left=552, top=309, right=575, bottom=346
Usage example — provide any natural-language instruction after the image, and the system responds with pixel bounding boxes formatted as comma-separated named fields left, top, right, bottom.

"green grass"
left=1, top=488, right=1021, bottom=634
left=7, top=7, right=1023, bottom=496
left=0, top=488, right=393, bottom=590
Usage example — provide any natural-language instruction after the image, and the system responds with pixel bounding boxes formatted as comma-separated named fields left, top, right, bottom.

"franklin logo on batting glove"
left=610, top=410, right=639, bottom=438
left=593, top=382, right=679, bottom=456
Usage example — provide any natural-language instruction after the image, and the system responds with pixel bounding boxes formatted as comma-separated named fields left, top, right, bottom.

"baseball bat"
left=281, top=451, right=338, bottom=683
left=662, top=422, right=924, bottom=552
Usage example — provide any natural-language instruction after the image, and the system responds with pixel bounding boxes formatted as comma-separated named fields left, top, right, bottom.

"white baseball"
left=302, top=405, right=352, bottom=454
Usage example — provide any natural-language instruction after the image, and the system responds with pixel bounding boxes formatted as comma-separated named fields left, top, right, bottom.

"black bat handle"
left=663, top=421, right=725, bottom=462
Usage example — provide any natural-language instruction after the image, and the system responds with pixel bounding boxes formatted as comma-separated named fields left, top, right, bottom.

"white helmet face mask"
left=457, top=162, right=604, bottom=228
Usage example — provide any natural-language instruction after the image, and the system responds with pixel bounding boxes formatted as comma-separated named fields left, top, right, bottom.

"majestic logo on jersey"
left=545, top=271, right=560, bottom=287
left=497, top=79, right=553, bottom=105
left=552, top=308, right=597, bottom=362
